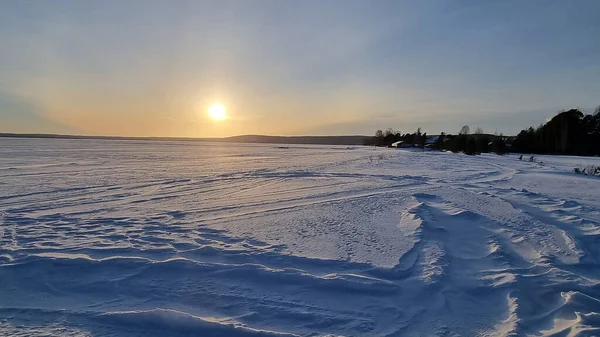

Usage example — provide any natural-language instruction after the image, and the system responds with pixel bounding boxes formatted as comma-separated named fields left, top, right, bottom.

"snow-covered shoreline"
left=1, top=138, right=599, bottom=336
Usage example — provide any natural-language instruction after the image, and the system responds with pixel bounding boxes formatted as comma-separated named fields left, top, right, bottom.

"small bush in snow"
left=368, top=153, right=389, bottom=164
left=573, top=165, right=600, bottom=176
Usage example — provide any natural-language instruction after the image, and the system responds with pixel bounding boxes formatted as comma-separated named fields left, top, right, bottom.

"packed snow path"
left=1, top=138, right=600, bottom=336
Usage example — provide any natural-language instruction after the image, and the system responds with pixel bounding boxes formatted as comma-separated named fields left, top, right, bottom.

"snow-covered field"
left=1, top=138, right=599, bottom=337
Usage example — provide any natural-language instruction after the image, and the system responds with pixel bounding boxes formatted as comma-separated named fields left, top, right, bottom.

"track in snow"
left=1, top=138, right=599, bottom=336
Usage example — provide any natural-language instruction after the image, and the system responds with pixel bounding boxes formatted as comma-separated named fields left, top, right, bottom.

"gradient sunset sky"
left=1, top=0, right=599, bottom=137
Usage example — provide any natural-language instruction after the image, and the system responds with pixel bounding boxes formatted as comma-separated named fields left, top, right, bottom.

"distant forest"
left=365, top=107, right=600, bottom=156
left=3, top=107, right=599, bottom=154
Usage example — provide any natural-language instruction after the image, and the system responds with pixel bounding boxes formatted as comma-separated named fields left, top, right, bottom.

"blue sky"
left=1, top=0, right=599, bottom=137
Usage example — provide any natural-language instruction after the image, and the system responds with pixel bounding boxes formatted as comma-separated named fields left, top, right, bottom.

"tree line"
left=365, top=106, right=600, bottom=156
left=512, top=107, right=600, bottom=156
left=364, top=125, right=507, bottom=155
left=366, top=127, right=428, bottom=147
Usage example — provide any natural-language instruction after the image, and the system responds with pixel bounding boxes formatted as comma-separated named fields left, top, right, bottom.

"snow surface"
left=1, top=138, right=600, bottom=336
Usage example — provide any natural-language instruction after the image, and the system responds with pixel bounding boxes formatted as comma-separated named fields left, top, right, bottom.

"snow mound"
left=98, top=308, right=298, bottom=337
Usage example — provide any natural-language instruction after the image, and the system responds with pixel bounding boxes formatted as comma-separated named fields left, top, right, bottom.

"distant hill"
left=0, top=133, right=369, bottom=146
left=221, top=135, right=368, bottom=145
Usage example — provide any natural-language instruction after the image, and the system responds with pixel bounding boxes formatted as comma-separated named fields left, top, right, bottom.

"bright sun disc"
left=208, top=104, right=227, bottom=121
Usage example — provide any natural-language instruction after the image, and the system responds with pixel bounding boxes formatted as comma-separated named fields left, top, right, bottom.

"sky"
left=1, top=0, right=600, bottom=137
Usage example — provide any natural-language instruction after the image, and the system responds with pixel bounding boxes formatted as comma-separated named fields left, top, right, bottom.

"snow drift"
left=1, top=138, right=599, bottom=336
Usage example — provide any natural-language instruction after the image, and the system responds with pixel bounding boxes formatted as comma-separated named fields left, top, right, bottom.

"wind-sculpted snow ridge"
left=1, top=138, right=600, bottom=336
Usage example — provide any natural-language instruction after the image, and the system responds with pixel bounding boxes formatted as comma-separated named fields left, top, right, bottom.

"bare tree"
left=459, top=125, right=470, bottom=135
left=375, top=130, right=384, bottom=138
left=474, top=127, right=483, bottom=134
left=384, top=128, right=395, bottom=137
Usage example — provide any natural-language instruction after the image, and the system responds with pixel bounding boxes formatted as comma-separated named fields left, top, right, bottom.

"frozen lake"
left=1, top=138, right=600, bottom=336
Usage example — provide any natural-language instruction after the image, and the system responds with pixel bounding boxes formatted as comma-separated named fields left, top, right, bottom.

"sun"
left=208, top=104, right=227, bottom=121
